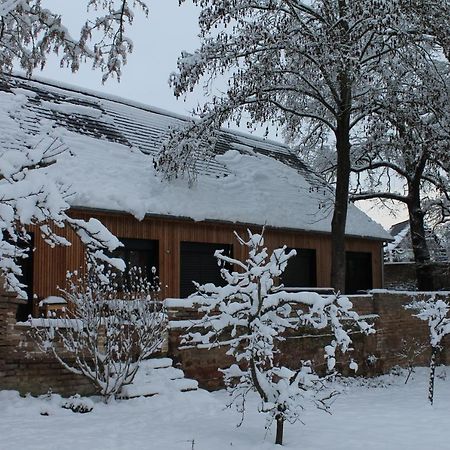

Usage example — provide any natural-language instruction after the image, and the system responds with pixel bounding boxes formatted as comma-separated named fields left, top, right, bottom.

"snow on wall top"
left=0, top=74, right=390, bottom=240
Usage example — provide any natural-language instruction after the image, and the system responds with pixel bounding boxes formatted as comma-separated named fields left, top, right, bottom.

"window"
left=112, top=238, right=159, bottom=288
left=180, top=242, right=232, bottom=298
left=281, top=248, right=317, bottom=288
left=345, top=251, right=373, bottom=294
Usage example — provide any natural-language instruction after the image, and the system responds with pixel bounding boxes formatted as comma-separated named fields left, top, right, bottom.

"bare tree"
left=30, top=263, right=166, bottom=402
left=0, top=0, right=149, bottom=81
left=156, top=0, right=441, bottom=292
left=0, top=1, right=151, bottom=296
left=350, top=58, right=450, bottom=290
left=395, top=337, right=428, bottom=384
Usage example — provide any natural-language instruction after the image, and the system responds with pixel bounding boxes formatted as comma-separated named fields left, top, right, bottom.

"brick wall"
left=2, top=290, right=449, bottom=395
left=166, top=292, right=448, bottom=390
left=0, top=292, right=94, bottom=396
left=385, top=262, right=450, bottom=291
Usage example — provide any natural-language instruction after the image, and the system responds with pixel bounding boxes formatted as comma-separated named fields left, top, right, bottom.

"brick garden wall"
left=2, top=290, right=450, bottom=396
left=0, top=292, right=94, bottom=396
left=385, top=262, right=450, bottom=291
left=167, top=292, right=450, bottom=390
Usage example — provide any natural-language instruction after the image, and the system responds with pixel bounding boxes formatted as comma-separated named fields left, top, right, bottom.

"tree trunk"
left=428, top=345, right=438, bottom=405
left=331, top=2, right=352, bottom=294
left=408, top=186, right=433, bottom=290
left=331, top=115, right=351, bottom=293
left=275, top=414, right=284, bottom=445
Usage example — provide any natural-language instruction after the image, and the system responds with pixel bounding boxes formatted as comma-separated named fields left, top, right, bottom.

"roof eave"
left=70, top=205, right=391, bottom=242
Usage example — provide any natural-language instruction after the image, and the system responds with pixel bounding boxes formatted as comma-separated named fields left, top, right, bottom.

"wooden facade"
left=29, top=208, right=384, bottom=313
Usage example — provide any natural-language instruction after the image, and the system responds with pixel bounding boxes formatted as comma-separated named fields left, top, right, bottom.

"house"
left=383, top=219, right=450, bottom=290
left=0, top=74, right=390, bottom=319
left=385, top=220, right=448, bottom=263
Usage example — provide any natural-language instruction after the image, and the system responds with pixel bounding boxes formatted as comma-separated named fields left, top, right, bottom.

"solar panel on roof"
left=0, top=73, right=325, bottom=183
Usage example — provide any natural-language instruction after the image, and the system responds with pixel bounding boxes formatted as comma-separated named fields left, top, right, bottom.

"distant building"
left=385, top=220, right=448, bottom=263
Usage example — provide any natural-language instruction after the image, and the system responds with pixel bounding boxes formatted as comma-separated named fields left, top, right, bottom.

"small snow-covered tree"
left=30, top=263, right=166, bottom=402
left=406, top=297, right=450, bottom=405
left=184, top=230, right=373, bottom=445
left=0, top=0, right=149, bottom=81
left=0, top=90, right=123, bottom=297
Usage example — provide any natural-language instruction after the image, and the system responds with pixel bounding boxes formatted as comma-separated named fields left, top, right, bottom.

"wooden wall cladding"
left=30, top=209, right=384, bottom=301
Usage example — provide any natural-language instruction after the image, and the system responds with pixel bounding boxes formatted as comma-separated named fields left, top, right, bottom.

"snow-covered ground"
left=0, top=368, right=448, bottom=450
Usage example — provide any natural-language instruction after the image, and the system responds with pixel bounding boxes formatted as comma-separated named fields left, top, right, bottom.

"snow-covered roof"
left=386, top=220, right=410, bottom=253
left=0, top=74, right=390, bottom=240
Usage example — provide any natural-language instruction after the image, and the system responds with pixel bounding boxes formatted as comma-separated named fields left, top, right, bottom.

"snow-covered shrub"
left=62, top=394, right=94, bottom=414
left=38, top=389, right=61, bottom=416
left=30, top=263, right=167, bottom=403
left=406, top=297, right=450, bottom=404
left=183, top=230, right=374, bottom=445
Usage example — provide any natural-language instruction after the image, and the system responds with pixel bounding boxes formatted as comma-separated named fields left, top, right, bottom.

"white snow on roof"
left=0, top=75, right=390, bottom=240
left=386, top=224, right=410, bottom=252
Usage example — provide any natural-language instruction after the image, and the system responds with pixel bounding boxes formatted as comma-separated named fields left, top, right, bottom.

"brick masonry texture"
left=2, top=290, right=450, bottom=395
left=167, top=292, right=450, bottom=390
left=0, top=291, right=94, bottom=396
left=385, top=262, right=450, bottom=291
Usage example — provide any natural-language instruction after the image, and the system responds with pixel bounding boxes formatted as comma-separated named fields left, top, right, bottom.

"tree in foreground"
left=157, top=0, right=440, bottom=292
left=0, top=90, right=124, bottom=297
left=407, top=297, right=450, bottom=405
left=30, top=263, right=166, bottom=402
left=1, top=0, right=150, bottom=296
left=183, top=230, right=374, bottom=445
left=0, top=0, right=149, bottom=81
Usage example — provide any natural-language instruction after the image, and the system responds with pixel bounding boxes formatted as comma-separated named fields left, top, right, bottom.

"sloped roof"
left=386, top=220, right=411, bottom=255
left=386, top=220, right=448, bottom=261
left=389, top=220, right=409, bottom=239
left=0, top=74, right=390, bottom=240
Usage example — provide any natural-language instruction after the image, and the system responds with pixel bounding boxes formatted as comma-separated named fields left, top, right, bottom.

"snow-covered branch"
left=0, top=90, right=123, bottom=296
left=30, top=263, right=166, bottom=402
left=0, top=0, right=148, bottom=81
left=406, top=296, right=450, bottom=404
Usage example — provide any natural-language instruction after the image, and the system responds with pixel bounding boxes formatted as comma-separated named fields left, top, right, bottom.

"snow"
left=386, top=224, right=410, bottom=253
left=180, top=230, right=374, bottom=429
left=54, top=132, right=387, bottom=237
left=38, top=296, right=67, bottom=307
left=0, top=75, right=390, bottom=240
left=407, top=297, right=450, bottom=348
left=118, top=360, right=198, bottom=399
left=371, top=289, right=450, bottom=296
left=0, top=87, right=124, bottom=295
left=1, top=368, right=450, bottom=450
left=385, top=223, right=411, bottom=261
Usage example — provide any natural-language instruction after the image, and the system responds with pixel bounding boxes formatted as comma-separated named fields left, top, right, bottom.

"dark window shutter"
left=112, top=238, right=159, bottom=287
left=281, top=248, right=317, bottom=288
left=345, top=251, right=373, bottom=294
left=180, top=242, right=232, bottom=298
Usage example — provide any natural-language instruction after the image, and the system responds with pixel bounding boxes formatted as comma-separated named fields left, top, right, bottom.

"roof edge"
left=70, top=206, right=391, bottom=242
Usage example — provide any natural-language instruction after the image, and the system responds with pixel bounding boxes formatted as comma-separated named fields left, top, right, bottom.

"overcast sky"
left=36, top=1, right=407, bottom=230
left=41, top=1, right=204, bottom=115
